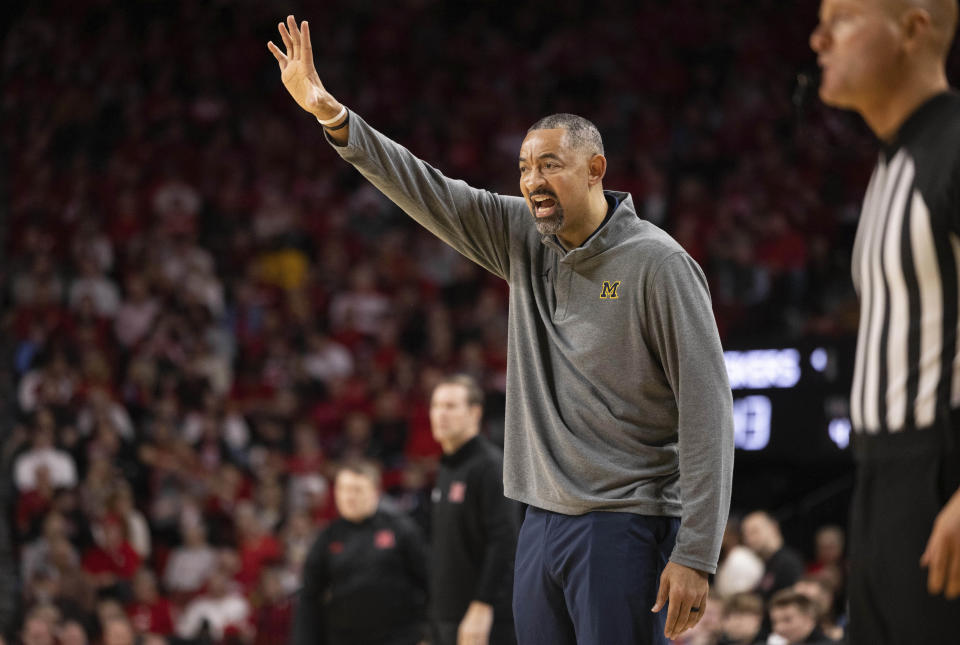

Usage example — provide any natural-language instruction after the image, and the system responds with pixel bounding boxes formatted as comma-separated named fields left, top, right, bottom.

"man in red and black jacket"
left=430, top=375, right=519, bottom=645
left=292, top=460, right=428, bottom=645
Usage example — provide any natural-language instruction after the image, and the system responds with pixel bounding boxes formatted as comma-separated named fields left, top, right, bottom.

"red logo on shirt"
left=374, top=530, right=396, bottom=549
left=449, top=481, right=466, bottom=503
left=329, top=541, right=344, bottom=554
left=130, top=607, right=151, bottom=632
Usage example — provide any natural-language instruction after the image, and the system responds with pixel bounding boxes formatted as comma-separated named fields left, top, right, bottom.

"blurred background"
left=3, top=0, right=953, bottom=642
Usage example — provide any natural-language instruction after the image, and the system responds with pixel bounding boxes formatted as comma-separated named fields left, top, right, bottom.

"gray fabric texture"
left=328, top=112, right=734, bottom=573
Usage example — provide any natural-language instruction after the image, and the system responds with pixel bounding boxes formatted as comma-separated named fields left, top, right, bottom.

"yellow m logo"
left=600, top=281, right=621, bottom=299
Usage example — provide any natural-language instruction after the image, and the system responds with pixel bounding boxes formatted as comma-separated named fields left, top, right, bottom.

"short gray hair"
left=528, top=113, right=604, bottom=157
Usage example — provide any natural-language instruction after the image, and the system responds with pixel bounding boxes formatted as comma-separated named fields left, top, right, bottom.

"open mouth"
left=531, top=193, right=559, bottom=218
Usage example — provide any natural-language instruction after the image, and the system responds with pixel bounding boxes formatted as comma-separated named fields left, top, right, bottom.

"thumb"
left=651, top=571, right=669, bottom=612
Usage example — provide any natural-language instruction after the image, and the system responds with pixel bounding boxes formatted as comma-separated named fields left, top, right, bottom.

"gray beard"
left=534, top=210, right=564, bottom=236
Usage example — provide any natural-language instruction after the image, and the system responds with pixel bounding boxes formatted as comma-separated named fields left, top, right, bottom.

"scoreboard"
left=724, top=341, right=855, bottom=463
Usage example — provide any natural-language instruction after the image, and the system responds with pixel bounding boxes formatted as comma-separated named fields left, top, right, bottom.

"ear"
left=469, top=404, right=483, bottom=424
left=901, top=7, right=932, bottom=53
left=587, top=154, right=607, bottom=186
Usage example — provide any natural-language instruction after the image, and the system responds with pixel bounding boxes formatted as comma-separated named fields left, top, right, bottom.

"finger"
left=266, top=41, right=288, bottom=67
left=677, top=596, right=700, bottom=636
left=302, top=20, right=313, bottom=60
left=946, top=545, right=960, bottom=598
left=681, top=592, right=706, bottom=633
left=927, top=541, right=947, bottom=594
left=663, top=594, right=683, bottom=639
left=689, top=591, right=708, bottom=628
left=278, top=22, right=293, bottom=56
left=286, top=15, right=301, bottom=58
left=651, top=574, right=669, bottom=612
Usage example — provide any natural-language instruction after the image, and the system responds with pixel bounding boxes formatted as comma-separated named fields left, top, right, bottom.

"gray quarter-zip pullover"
left=328, top=112, right=734, bottom=573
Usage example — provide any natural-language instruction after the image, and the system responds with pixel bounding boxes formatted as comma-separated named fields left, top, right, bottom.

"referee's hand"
left=921, top=488, right=960, bottom=598
left=651, top=561, right=709, bottom=640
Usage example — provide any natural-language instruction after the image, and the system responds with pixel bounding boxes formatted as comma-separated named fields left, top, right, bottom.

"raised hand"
left=267, top=15, right=342, bottom=122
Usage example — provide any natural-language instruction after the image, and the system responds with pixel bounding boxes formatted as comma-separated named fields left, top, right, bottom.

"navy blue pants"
left=513, top=507, right=679, bottom=645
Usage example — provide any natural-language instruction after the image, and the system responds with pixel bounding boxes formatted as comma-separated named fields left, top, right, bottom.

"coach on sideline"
left=430, top=375, right=519, bottom=645
left=269, top=15, right=734, bottom=644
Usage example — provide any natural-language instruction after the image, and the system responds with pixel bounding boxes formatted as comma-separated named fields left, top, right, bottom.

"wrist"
left=467, top=600, right=494, bottom=616
left=314, top=101, right=345, bottom=124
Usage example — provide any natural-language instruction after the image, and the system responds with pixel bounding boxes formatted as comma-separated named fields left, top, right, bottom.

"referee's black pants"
left=849, top=415, right=960, bottom=645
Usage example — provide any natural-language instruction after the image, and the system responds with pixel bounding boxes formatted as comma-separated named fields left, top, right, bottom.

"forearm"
left=672, top=393, right=734, bottom=573
left=293, top=541, right=328, bottom=645
left=475, top=464, right=518, bottom=602
left=649, top=253, right=734, bottom=573
left=292, top=587, right=326, bottom=645
left=673, top=329, right=733, bottom=572
left=325, top=111, right=513, bottom=278
left=474, top=543, right=514, bottom=604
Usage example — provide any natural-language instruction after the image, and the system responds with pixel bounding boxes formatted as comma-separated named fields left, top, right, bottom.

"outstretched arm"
left=267, top=15, right=349, bottom=144
left=267, top=15, right=519, bottom=280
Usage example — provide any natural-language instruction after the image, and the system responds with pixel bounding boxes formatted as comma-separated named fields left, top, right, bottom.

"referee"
left=811, top=0, right=960, bottom=642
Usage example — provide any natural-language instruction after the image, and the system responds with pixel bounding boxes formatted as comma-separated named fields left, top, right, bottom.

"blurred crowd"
left=673, top=513, right=847, bottom=645
left=2, top=0, right=944, bottom=642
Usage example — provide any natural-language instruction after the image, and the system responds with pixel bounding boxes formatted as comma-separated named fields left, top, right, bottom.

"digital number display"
left=724, top=342, right=855, bottom=461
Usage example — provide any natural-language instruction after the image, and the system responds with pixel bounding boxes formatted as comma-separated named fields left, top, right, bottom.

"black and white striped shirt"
left=851, top=92, right=960, bottom=434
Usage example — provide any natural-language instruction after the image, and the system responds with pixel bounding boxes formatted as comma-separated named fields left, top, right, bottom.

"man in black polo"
left=430, top=375, right=518, bottom=645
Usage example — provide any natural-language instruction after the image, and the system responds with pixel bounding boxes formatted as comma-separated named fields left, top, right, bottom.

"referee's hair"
left=528, top=114, right=605, bottom=157
left=433, top=373, right=484, bottom=408
left=769, top=589, right=818, bottom=617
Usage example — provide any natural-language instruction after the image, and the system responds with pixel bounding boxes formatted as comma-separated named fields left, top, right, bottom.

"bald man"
left=811, top=1, right=960, bottom=642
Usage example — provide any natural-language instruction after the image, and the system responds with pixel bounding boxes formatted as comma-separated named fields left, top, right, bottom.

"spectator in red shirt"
left=252, top=566, right=294, bottom=645
left=82, top=518, right=141, bottom=598
left=126, top=568, right=174, bottom=637
left=234, top=501, right=282, bottom=591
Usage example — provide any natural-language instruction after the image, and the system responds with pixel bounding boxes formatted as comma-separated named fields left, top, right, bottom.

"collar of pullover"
left=441, top=435, right=483, bottom=467
left=540, top=190, right=636, bottom=263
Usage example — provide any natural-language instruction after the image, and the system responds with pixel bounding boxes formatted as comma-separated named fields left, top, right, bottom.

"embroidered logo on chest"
left=448, top=481, right=467, bottom=503
left=374, top=529, right=396, bottom=549
left=328, top=541, right=344, bottom=554
left=600, top=280, right=621, bottom=299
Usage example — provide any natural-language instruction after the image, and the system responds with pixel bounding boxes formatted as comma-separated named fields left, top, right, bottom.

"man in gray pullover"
left=269, top=15, right=734, bottom=644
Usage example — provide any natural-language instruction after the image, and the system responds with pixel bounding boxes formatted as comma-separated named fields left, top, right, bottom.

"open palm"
left=267, top=15, right=333, bottom=118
